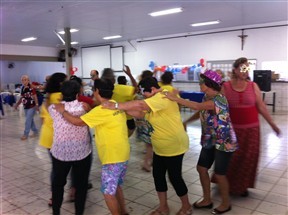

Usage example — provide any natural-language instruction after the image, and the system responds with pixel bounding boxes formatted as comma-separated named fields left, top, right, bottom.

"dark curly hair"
left=233, top=57, right=248, bottom=69
left=45, top=73, right=67, bottom=93
left=61, top=80, right=81, bottom=102
left=161, top=71, right=173, bottom=85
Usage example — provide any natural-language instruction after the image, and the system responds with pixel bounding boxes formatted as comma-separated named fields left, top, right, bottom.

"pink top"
left=223, top=81, right=259, bottom=128
left=48, top=100, right=91, bottom=161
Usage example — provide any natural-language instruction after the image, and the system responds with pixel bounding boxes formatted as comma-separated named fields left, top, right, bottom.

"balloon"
left=161, top=66, right=167, bottom=72
left=149, top=61, right=155, bottom=70
left=200, top=58, right=205, bottom=64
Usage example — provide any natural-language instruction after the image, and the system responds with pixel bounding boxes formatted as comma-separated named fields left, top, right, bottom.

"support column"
left=64, top=27, right=72, bottom=77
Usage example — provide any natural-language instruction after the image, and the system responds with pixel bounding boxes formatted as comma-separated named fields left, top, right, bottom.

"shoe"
left=193, top=201, right=213, bottom=209
left=211, top=206, right=231, bottom=214
left=240, top=190, right=249, bottom=197
left=150, top=209, right=170, bottom=215
left=48, top=198, right=52, bottom=207
left=176, top=206, right=193, bottom=215
left=87, top=182, right=93, bottom=189
left=30, top=133, right=38, bottom=138
left=20, top=135, right=28, bottom=140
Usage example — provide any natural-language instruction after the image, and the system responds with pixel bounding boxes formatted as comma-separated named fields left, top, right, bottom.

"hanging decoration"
left=148, top=58, right=205, bottom=74
left=70, top=67, right=78, bottom=75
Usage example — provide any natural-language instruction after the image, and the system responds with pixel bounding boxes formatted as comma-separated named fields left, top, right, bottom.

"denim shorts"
left=101, top=161, right=128, bottom=195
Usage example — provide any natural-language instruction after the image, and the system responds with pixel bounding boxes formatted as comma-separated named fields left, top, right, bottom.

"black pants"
left=52, top=154, right=91, bottom=215
left=152, top=153, right=188, bottom=197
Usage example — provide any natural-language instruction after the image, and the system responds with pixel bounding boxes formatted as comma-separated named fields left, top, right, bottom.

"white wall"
left=1, top=25, right=287, bottom=83
left=0, top=61, right=66, bottom=90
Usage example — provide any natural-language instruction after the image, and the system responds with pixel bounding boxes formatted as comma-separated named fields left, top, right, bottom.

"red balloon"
left=161, top=66, right=167, bottom=72
left=70, top=71, right=75, bottom=75
left=200, top=58, right=205, bottom=64
left=201, top=63, right=205, bottom=67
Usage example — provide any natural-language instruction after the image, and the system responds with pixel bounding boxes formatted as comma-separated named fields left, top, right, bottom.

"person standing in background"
left=102, top=66, right=138, bottom=137
left=14, top=75, right=39, bottom=140
left=90, top=69, right=99, bottom=87
left=222, top=57, right=280, bottom=197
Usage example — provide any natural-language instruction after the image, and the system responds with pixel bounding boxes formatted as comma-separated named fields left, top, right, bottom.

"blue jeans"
left=24, top=106, right=38, bottom=136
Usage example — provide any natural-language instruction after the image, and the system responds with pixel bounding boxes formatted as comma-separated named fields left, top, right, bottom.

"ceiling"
left=1, top=0, right=288, bottom=48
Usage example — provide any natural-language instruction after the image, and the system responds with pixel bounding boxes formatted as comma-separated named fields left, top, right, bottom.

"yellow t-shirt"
left=38, top=92, right=62, bottom=149
left=158, top=82, right=175, bottom=92
left=112, top=84, right=136, bottom=120
left=80, top=100, right=130, bottom=165
left=144, top=92, right=189, bottom=156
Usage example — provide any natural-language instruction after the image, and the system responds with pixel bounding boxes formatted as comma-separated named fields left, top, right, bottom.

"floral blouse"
left=200, top=94, right=238, bottom=152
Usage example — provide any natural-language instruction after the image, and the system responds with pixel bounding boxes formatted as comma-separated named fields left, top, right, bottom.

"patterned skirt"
left=226, top=126, right=260, bottom=194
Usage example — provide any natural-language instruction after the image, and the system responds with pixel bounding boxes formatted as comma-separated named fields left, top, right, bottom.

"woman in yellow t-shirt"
left=103, top=77, right=192, bottom=215
left=38, top=72, right=67, bottom=207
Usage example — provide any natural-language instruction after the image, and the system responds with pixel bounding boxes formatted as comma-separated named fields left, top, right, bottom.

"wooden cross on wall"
left=238, top=29, right=248, bottom=50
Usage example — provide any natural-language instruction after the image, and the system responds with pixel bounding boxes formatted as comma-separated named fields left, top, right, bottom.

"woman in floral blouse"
left=164, top=70, right=238, bottom=215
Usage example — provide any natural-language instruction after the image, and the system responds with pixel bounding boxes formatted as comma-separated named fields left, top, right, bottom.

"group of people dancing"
left=14, top=57, right=280, bottom=215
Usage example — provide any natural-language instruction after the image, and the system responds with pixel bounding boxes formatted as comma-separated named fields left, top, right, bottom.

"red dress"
left=223, top=81, right=260, bottom=194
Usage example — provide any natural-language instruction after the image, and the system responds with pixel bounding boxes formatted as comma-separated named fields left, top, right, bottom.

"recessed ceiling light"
left=71, top=41, right=78, bottom=45
left=191, top=20, right=221, bottom=27
left=149, top=7, right=183, bottom=17
left=21, top=37, right=37, bottom=42
left=103, top=35, right=122, bottom=40
left=58, top=29, right=79, bottom=34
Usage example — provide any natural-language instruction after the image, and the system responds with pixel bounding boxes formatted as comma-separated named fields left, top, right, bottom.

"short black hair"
left=45, top=72, right=67, bottom=93
left=94, top=78, right=114, bottom=99
left=61, top=80, right=81, bottom=102
left=202, top=76, right=221, bottom=92
left=161, top=71, right=173, bottom=85
left=117, top=76, right=127, bottom=85
left=138, top=77, right=160, bottom=93
left=70, top=75, right=82, bottom=86
left=141, top=70, right=153, bottom=80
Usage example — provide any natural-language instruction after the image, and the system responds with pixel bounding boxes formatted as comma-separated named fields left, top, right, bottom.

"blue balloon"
left=149, top=61, right=155, bottom=70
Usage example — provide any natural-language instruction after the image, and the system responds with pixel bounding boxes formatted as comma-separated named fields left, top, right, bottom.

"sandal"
left=176, top=206, right=193, bottom=215
left=150, top=209, right=170, bottom=215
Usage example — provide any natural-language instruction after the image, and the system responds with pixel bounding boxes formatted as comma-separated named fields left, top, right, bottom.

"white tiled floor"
left=1, top=106, right=287, bottom=215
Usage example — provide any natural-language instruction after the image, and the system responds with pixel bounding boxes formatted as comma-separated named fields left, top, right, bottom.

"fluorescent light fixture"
left=103, top=35, right=122, bottom=40
left=21, top=37, right=37, bottom=42
left=191, top=20, right=221, bottom=27
left=71, top=41, right=78, bottom=45
left=58, top=28, right=79, bottom=34
left=149, top=7, right=183, bottom=17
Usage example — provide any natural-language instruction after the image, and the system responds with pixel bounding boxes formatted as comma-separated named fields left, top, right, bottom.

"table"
left=179, top=91, right=205, bottom=102
left=262, top=91, right=276, bottom=113
left=179, top=91, right=205, bottom=112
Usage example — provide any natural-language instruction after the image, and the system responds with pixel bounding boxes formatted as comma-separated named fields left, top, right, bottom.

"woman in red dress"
left=222, top=57, right=280, bottom=196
